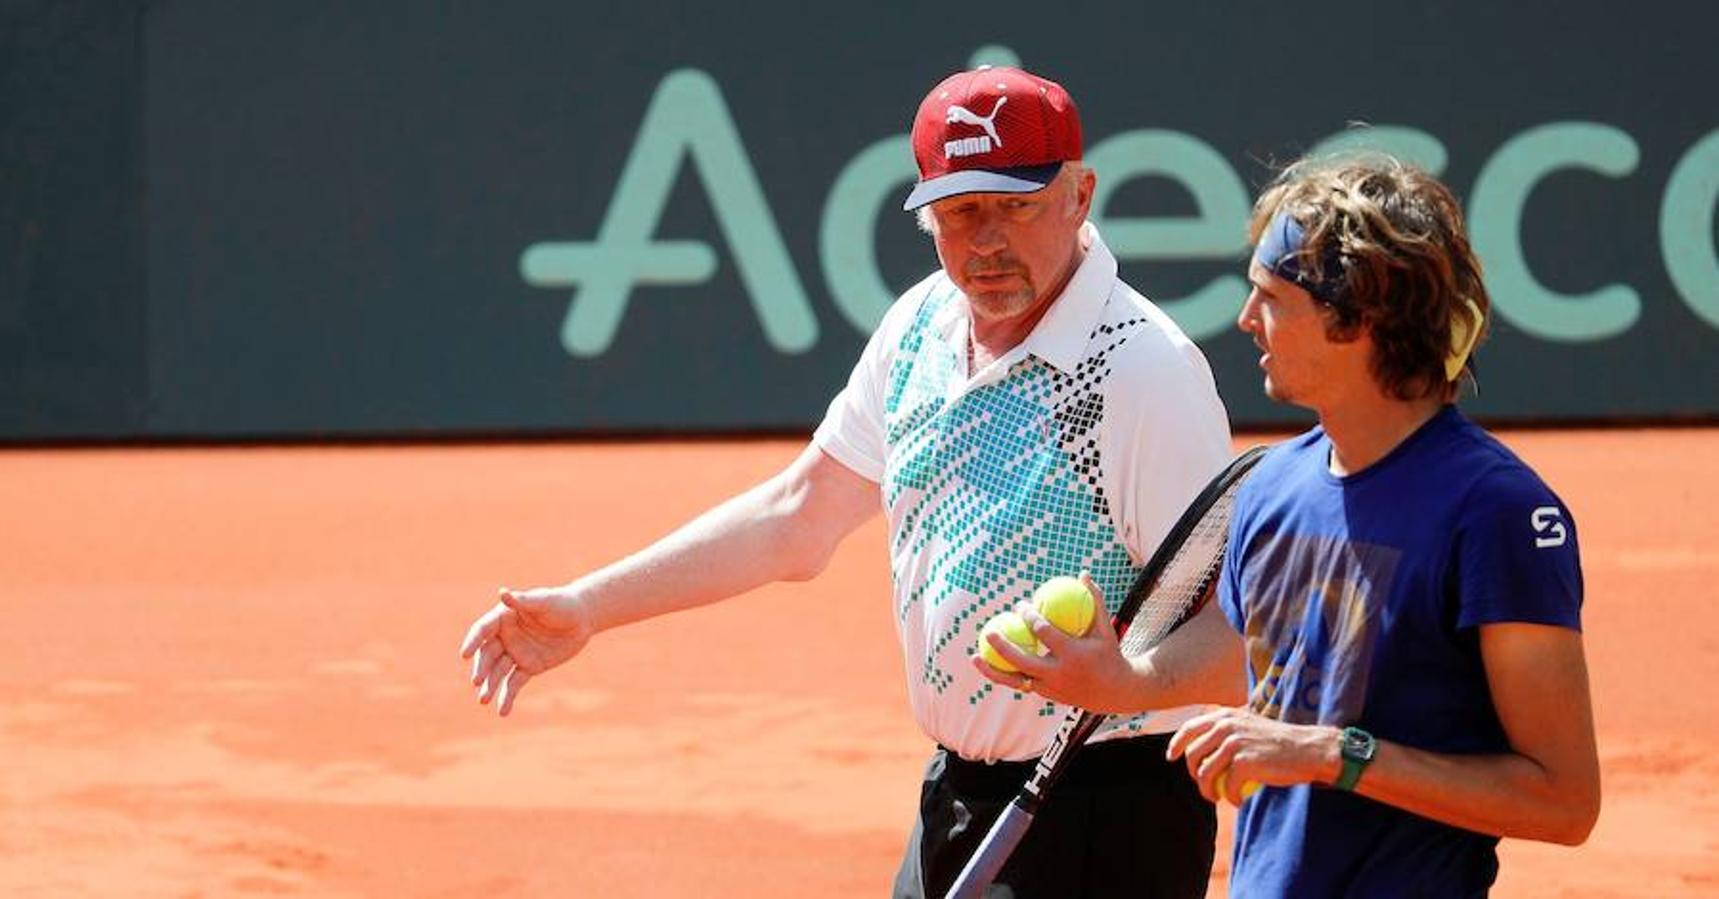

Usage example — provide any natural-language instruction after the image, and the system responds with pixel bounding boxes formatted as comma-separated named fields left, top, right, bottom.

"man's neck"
left=1318, top=393, right=1447, bottom=476
left=969, top=298, right=1054, bottom=371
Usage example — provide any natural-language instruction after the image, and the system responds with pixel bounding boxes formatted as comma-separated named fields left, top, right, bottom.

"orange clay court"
left=2, top=430, right=1716, bottom=897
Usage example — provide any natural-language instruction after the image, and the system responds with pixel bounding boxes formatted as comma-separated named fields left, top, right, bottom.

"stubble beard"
left=960, top=260, right=1039, bottom=322
left=965, top=285, right=1038, bottom=321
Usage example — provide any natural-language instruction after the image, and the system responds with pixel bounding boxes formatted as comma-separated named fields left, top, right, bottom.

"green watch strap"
left=1334, top=726, right=1376, bottom=791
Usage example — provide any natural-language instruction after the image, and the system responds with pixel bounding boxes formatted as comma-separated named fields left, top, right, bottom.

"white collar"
left=931, top=222, right=1117, bottom=375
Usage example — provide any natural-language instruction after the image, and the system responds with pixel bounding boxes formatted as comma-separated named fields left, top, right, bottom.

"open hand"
left=459, top=586, right=595, bottom=716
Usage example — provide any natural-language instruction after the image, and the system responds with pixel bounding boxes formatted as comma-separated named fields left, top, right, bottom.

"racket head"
left=1112, top=445, right=1268, bottom=656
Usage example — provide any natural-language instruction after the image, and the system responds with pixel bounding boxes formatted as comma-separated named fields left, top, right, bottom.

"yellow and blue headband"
left=1252, top=210, right=1347, bottom=305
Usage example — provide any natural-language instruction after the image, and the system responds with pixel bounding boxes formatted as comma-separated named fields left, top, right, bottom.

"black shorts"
left=892, top=734, right=1217, bottom=899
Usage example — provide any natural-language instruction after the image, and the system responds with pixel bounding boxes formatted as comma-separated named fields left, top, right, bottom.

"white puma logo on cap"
left=943, top=97, right=1006, bottom=158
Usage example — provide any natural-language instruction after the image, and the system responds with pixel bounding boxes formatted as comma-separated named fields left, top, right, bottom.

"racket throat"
left=1024, top=712, right=1093, bottom=800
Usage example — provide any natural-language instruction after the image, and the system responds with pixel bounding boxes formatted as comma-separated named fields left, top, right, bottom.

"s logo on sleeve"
left=1531, top=506, right=1568, bottom=548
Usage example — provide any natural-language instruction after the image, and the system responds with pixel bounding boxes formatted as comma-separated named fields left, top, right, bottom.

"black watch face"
left=1342, top=728, right=1376, bottom=761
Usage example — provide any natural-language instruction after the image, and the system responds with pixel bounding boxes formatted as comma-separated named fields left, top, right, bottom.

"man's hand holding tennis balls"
left=971, top=573, right=1147, bottom=714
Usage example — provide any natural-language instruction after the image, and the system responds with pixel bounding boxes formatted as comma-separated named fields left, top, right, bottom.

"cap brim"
left=902, top=163, right=1065, bottom=211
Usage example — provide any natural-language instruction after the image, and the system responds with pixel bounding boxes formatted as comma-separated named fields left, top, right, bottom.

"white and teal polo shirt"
left=815, top=224, right=1232, bottom=762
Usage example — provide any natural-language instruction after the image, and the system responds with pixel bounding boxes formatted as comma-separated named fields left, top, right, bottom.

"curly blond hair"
left=1249, top=155, right=1490, bottom=401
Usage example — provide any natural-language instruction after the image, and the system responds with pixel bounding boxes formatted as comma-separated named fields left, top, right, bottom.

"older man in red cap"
left=461, top=66, right=1233, bottom=898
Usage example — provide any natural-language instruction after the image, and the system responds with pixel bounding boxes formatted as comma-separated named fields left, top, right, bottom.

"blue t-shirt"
left=1218, top=406, right=1583, bottom=897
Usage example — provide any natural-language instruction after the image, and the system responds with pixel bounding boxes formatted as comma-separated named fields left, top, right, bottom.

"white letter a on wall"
left=520, top=69, right=818, bottom=357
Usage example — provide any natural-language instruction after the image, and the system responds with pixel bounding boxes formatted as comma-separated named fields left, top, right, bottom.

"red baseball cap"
left=902, top=65, right=1083, bottom=211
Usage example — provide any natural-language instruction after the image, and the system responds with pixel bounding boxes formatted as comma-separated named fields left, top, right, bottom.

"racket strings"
left=1117, top=487, right=1242, bottom=657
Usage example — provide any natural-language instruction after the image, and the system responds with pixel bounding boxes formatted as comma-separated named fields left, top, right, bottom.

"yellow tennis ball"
left=1033, top=576, right=1096, bottom=637
left=977, top=611, right=1041, bottom=673
left=1215, top=771, right=1263, bottom=805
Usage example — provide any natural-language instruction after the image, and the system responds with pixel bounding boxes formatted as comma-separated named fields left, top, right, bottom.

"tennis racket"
left=945, top=445, right=1269, bottom=899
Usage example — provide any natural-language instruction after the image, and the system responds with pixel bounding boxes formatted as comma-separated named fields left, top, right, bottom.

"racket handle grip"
left=944, top=801, right=1034, bottom=899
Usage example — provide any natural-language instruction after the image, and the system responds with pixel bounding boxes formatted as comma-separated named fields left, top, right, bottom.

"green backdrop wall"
left=4, top=0, right=1715, bottom=440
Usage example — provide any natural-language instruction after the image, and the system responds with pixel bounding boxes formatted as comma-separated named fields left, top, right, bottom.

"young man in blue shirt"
left=1174, top=156, right=1603, bottom=896
left=981, top=156, right=1600, bottom=896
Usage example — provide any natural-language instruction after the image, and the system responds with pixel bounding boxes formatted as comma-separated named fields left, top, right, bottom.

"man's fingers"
left=968, top=654, right=1023, bottom=690
left=479, top=654, right=515, bottom=705
left=970, top=654, right=1003, bottom=683
left=470, top=643, right=491, bottom=686
left=1166, top=708, right=1224, bottom=760
left=479, top=661, right=508, bottom=704
left=1019, top=606, right=1073, bottom=654
left=1193, top=737, right=1243, bottom=801
left=1078, top=573, right=1120, bottom=642
left=1166, top=725, right=1191, bottom=761
left=984, top=631, right=1051, bottom=676
left=497, top=667, right=532, bottom=717
left=460, top=606, right=500, bottom=659
left=1078, top=571, right=1107, bottom=621
left=471, top=640, right=507, bottom=687
left=466, top=588, right=549, bottom=712
left=1178, top=717, right=1230, bottom=771
left=1198, top=745, right=1241, bottom=783
left=471, top=634, right=512, bottom=688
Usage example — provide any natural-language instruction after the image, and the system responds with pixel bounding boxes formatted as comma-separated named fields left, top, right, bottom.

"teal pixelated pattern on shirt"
left=883, top=285, right=1149, bottom=718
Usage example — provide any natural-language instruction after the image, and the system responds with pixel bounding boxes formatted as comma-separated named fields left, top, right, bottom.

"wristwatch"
left=1334, top=726, right=1377, bottom=791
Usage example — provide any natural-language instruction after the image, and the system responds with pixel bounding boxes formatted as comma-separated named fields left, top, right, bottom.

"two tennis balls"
left=976, top=576, right=1097, bottom=673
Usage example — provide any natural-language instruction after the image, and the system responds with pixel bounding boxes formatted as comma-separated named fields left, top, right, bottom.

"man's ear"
left=1073, top=166, right=1097, bottom=218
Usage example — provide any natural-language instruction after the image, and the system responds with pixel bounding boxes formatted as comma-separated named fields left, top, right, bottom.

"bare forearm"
left=1251, top=724, right=1601, bottom=845
left=1123, top=604, right=1247, bottom=710
left=1333, top=625, right=1602, bottom=845
left=567, top=447, right=877, bottom=634
left=1175, top=713, right=1599, bottom=846
left=569, top=478, right=830, bottom=632
left=1351, top=623, right=1602, bottom=845
left=1346, top=737, right=1599, bottom=845
left=1172, top=626, right=1599, bottom=846
left=1304, top=626, right=1600, bottom=844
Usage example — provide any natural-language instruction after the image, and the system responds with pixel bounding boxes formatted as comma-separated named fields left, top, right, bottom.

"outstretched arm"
left=1169, top=622, right=1601, bottom=844
left=459, top=443, right=880, bottom=715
